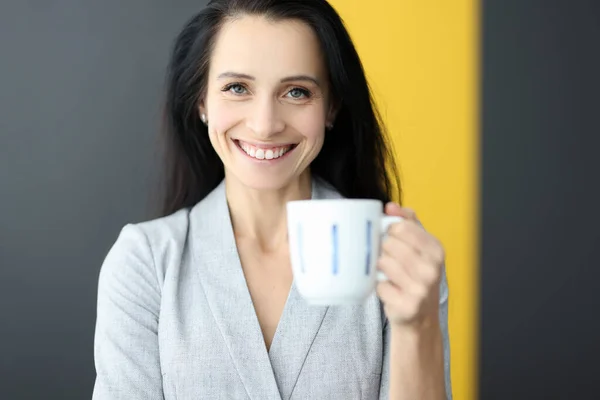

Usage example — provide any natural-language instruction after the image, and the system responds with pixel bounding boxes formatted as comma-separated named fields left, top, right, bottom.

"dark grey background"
left=0, top=1, right=207, bottom=398
left=2, top=0, right=600, bottom=399
left=481, top=0, right=600, bottom=399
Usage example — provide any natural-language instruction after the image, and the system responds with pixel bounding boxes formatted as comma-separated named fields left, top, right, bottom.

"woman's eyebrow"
left=217, top=71, right=321, bottom=86
left=217, top=71, right=255, bottom=80
left=280, top=75, right=320, bottom=86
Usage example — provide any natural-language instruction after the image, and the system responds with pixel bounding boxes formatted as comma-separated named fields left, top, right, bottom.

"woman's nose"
left=245, top=98, right=285, bottom=139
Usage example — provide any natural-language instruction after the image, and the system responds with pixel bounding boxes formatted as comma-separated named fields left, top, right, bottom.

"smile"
left=234, top=139, right=296, bottom=161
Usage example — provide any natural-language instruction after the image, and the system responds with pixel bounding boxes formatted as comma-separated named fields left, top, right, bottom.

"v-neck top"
left=92, top=177, right=452, bottom=399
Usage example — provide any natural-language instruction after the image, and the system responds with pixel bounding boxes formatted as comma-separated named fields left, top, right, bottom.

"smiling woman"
left=92, top=1, right=452, bottom=399
left=201, top=16, right=332, bottom=192
left=159, top=0, right=399, bottom=214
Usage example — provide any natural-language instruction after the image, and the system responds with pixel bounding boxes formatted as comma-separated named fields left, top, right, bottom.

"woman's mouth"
left=234, top=139, right=297, bottom=161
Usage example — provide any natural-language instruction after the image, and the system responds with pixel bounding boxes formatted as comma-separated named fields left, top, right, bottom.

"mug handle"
left=376, top=216, right=403, bottom=282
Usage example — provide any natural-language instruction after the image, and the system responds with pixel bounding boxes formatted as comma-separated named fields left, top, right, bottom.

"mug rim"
left=287, top=198, right=382, bottom=205
left=286, top=199, right=383, bottom=213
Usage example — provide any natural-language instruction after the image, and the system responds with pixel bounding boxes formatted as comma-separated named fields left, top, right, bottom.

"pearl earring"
left=326, top=122, right=333, bottom=130
left=201, top=114, right=207, bottom=124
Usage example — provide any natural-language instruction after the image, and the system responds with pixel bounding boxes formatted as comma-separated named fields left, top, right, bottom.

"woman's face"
left=201, top=16, right=335, bottom=191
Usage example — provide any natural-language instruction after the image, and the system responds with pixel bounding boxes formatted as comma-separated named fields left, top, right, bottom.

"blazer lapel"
left=267, top=284, right=328, bottom=400
left=189, top=181, right=282, bottom=400
left=268, top=177, right=345, bottom=400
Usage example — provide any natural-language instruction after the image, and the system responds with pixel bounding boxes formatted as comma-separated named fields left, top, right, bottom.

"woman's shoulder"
left=99, top=208, right=192, bottom=286
left=134, top=207, right=193, bottom=249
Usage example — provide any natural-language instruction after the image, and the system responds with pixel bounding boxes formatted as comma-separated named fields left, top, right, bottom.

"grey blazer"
left=92, top=178, right=452, bottom=400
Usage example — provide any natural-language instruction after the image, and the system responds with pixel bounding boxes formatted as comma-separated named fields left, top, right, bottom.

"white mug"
left=286, top=199, right=402, bottom=305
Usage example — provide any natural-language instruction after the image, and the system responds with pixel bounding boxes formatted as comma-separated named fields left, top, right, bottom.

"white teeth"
left=239, top=141, right=292, bottom=160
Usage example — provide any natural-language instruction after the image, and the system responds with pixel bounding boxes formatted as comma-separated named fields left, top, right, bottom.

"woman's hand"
left=376, top=202, right=445, bottom=329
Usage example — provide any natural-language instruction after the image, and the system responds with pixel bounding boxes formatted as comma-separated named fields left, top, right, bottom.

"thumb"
left=385, top=202, right=418, bottom=221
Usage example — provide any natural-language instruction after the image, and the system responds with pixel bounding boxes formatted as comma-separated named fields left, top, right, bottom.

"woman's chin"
left=228, top=172, right=302, bottom=192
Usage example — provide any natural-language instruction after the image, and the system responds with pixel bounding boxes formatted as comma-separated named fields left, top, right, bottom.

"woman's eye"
left=287, top=88, right=311, bottom=99
left=224, top=84, right=247, bottom=95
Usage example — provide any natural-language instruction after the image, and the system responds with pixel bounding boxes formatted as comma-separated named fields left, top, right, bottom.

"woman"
left=92, top=0, right=452, bottom=399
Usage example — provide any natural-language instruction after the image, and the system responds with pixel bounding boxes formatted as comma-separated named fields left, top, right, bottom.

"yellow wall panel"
left=328, top=1, right=480, bottom=399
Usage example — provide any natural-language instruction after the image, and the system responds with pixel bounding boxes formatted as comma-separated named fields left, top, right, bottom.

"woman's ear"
left=198, top=101, right=208, bottom=125
left=326, top=101, right=339, bottom=128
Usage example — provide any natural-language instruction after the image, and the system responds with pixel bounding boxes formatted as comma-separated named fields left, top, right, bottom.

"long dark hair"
left=158, top=0, right=401, bottom=217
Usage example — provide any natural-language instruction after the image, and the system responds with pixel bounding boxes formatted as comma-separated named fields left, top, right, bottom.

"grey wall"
left=0, top=1, right=207, bottom=398
left=3, top=1, right=600, bottom=399
left=481, top=1, right=600, bottom=399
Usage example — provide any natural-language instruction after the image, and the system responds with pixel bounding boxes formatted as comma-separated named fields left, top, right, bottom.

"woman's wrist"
left=391, top=313, right=441, bottom=338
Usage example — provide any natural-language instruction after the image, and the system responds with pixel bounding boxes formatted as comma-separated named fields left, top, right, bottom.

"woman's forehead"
left=209, top=15, right=327, bottom=82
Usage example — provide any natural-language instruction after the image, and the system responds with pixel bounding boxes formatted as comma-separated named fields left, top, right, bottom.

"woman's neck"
left=225, top=171, right=312, bottom=253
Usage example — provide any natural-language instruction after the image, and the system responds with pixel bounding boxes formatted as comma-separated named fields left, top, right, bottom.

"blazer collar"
left=189, top=176, right=343, bottom=400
